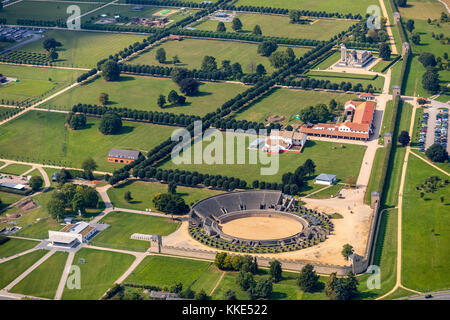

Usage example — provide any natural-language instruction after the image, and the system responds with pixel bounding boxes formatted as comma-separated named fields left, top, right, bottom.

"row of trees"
left=71, top=103, right=200, bottom=127
left=280, top=77, right=378, bottom=93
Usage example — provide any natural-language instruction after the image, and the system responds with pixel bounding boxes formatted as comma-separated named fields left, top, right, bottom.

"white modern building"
left=48, top=222, right=96, bottom=247
left=315, top=173, right=337, bottom=185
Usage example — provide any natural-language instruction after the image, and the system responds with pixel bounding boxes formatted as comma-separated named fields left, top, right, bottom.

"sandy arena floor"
left=220, top=216, right=303, bottom=240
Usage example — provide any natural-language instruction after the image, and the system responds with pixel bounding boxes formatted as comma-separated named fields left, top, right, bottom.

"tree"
left=152, top=193, right=189, bottom=215
left=398, top=130, right=410, bottom=146
left=29, top=176, right=43, bottom=191
left=67, top=113, right=86, bottom=130
left=422, top=69, right=440, bottom=93
left=325, top=272, right=339, bottom=299
left=303, top=159, right=316, bottom=176
left=82, top=157, right=97, bottom=177
left=99, top=111, right=122, bottom=135
left=224, top=289, right=237, bottom=300
left=232, top=17, right=243, bottom=31
left=249, top=278, right=273, bottom=299
left=214, top=252, right=227, bottom=269
left=297, top=264, right=320, bottom=293
left=425, top=144, right=449, bottom=162
left=168, top=90, right=180, bottom=105
left=252, top=24, right=262, bottom=35
left=379, top=43, right=391, bottom=61
left=47, top=48, right=58, bottom=61
left=201, top=55, right=217, bottom=72
left=406, top=19, right=415, bottom=33
left=47, top=197, right=65, bottom=221
left=216, top=21, right=226, bottom=32
left=124, top=191, right=132, bottom=202
left=43, top=38, right=61, bottom=51
left=341, top=244, right=354, bottom=260
left=168, top=182, right=177, bottom=194
left=257, top=40, right=278, bottom=57
left=269, top=260, right=282, bottom=282
left=99, top=92, right=109, bottom=106
left=419, top=52, right=437, bottom=68
left=171, top=68, right=189, bottom=84
left=195, top=289, right=208, bottom=300
left=256, top=64, right=266, bottom=76
left=157, top=94, right=166, bottom=108
left=396, top=0, right=407, bottom=7
left=155, top=48, right=166, bottom=63
left=285, top=47, right=296, bottom=63
left=231, top=62, right=243, bottom=78
left=236, top=270, right=255, bottom=291
left=179, top=78, right=200, bottom=96
left=269, top=51, right=288, bottom=68
left=101, top=60, right=120, bottom=81
left=411, top=33, right=421, bottom=45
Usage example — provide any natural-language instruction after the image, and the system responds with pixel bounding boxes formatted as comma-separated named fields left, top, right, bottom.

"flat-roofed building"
left=48, top=221, right=96, bottom=247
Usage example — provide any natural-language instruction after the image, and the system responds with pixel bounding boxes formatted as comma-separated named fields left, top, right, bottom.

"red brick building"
left=107, top=149, right=141, bottom=164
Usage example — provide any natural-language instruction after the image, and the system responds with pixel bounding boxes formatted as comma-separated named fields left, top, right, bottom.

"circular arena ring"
left=189, top=190, right=334, bottom=254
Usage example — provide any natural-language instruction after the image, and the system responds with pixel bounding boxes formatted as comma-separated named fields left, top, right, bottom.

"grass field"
left=0, top=111, right=176, bottom=172
left=160, top=132, right=366, bottom=184
left=11, top=251, right=68, bottom=299
left=401, top=155, right=450, bottom=292
left=0, top=249, right=47, bottom=289
left=233, top=0, right=378, bottom=15
left=125, top=255, right=216, bottom=290
left=0, top=65, right=83, bottom=105
left=0, top=191, right=23, bottom=211
left=128, top=38, right=309, bottom=74
left=19, top=29, right=147, bottom=68
left=0, top=238, right=37, bottom=259
left=398, top=0, right=448, bottom=20
left=308, top=183, right=343, bottom=199
left=0, top=0, right=101, bottom=24
left=364, top=147, right=387, bottom=205
left=62, top=248, right=135, bottom=300
left=107, top=180, right=224, bottom=211
left=233, top=88, right=357, bottom=124
left=378, top=100, right=394, bottom=144
left=90, top=211, right=180, bottom=251
left=43, top=74, right=247, bottom=116
left=0, top=163, right=32, bottom=176
left=313, top=51, right=341, bottom=70
left=194, top=13, right=355, bottom=40
left=306, top=71, right=385, bottom=93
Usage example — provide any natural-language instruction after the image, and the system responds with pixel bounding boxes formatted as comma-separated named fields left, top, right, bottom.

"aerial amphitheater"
left=0, top=0, right=448, bottom=305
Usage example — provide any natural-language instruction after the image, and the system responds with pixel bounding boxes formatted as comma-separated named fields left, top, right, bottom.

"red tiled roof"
left=300, top=126, right=369, bottom=139
left=359, top=93, right=373, bottom=97
left=353, top=101, right=375, bottom=125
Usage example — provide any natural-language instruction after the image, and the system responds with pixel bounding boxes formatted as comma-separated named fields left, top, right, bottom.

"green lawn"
left=0, top=191, right=23, bottom=210
left=313, top=50, right=341, bottom=70
left=378, top=100, right=394, bottom=144
left=0, top=163, right=32, bottom=176
left=43, top=74, right=247, bottom=116
left=401, top=155, right=450, bottom=292
left=364, top=147, right=387, bottom=205
left=0, top=111, right=176, bottom=172
left=0, top=65, right=83, bottom=105
left=90, top=211, right=180, bottom=251
left=19, top=29, right=147, bottom=68
left=62, top=248, right=135, bottom=300
left=306, top=71, right=385, bottom=93
left=107, top=180, right=224, bottom=211
left=11, top=251, right=68, bottom=299
left=128, top=38, right=310, bottom=74
left=308, top=183, right=343, bottom=199
left=233, top=87, right=356, bottom=124
left=398, top=0, right=448, bottom=20
left=0, top=249, right=47, bottom=289
left=125, top=255, right=214, bottom=289
left=233, top=0, right=378, bottom=15
left=160, top=132, right=366, bottom=184
left=194, top=13, right=354, bottom=40
left=0, top=0, right=101, bottom=24
left=0, top=238, right=37, bottom=259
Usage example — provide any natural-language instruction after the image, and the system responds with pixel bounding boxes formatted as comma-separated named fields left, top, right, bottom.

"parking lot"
left=418, top=105, right=449, bottom=154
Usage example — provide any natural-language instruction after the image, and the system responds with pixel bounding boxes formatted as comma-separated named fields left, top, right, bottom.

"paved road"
left=54, top=251, right=75, bottom=300
left=0, top=33, right=44, bottom=55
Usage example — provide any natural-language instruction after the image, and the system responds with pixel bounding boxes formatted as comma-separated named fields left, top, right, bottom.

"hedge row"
left=76, top=68, right=97, bottom=83
left=72, top=103, right=200, bottom=127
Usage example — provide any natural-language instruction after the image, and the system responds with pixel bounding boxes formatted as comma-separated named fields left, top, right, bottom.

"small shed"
left=315, top=174, right=337, bottom=185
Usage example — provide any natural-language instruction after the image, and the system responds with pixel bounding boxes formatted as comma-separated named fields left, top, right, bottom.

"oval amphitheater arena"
left=189, top=190, right=334, bottom=254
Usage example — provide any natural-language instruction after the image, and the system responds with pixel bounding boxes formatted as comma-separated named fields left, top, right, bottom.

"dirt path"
left=209, top=271, right=225, bottom=297
left=54, top=251, right=75, bottom=300
left=379, top=0, right=399, bottom=54
left=0, top=62, right=90, bottom=71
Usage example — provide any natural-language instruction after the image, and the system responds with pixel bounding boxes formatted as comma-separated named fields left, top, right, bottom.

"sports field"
left=0, top=65, right=83, bottom=105
left=0, top=111, right=176, bottom=172
left=11, top=251, right=68, bottom=299
left=0, top=249, right=47, bottom=289
left=107, top=180, right=224, bottom=211
left=90, top=211, right=180, bottom=251
left=19, top=29, right=147, bottom=68
left=0, top=238, right=37, bottom=259
left=232, top=0, right=378, bottom=15
left=402, top=155, right=450, bottom=292
left=128, top=38, right=310, bottom=74
left=194, top=13, right=355, bottom=40
left=62, top=248, right=135, bottom=300
left=125, top=255, right=220, bottom=292
left=160, top=132, right=366, bottom=184
left=43, top=75, right=247, bottom=116
left=0, top=0, right=101, bottom=24
left=233, top=88, right=357, bottom=123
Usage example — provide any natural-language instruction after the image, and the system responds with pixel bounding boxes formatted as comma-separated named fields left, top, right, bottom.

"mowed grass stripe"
left=0, top=238, right=38, bottom=259
left=11, top=251, right=68, bottom=299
